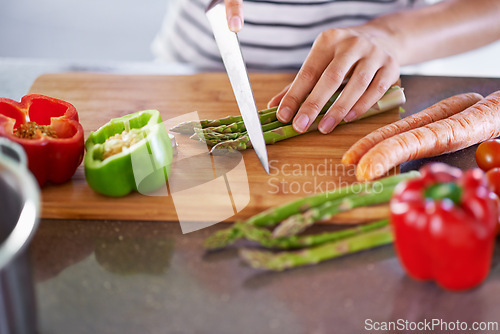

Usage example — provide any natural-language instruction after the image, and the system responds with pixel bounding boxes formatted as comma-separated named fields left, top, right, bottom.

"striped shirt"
left=152, top=0, right=430, bottom=71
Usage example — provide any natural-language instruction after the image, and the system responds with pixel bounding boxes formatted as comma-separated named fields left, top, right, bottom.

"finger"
left=343, top=64, right=400, bottom=122
left=267, top=83, right=291, bottom=109
left=276, top=67, right=325, bottom=124
left=225, top=0, right=244, bottom=32
left=276, top=45, right=334, bottom=124
left=318, top=59, right=379, bottom=134
left=293, top=53, right=358, bottom=133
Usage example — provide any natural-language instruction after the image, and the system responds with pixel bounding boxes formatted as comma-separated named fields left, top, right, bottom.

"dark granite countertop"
left=2, top=58, right=500, bottom=334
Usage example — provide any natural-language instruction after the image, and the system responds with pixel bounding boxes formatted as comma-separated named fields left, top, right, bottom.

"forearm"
left=361, top=0, right=500, bottom=66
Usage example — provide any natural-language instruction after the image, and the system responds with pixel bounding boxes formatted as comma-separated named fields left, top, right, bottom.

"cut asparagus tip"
left=377, top=87, right=406, bottom=111
left=204, top=227, right=241, bottom=250
left=169, top=120, right=202, bottom=135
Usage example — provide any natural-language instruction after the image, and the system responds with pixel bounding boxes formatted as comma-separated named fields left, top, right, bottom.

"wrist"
left=354, top=18, right=405, bottom=66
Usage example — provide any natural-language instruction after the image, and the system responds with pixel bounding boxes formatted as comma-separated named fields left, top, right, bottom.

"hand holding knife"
left=206, top=0, right=270, bottom=174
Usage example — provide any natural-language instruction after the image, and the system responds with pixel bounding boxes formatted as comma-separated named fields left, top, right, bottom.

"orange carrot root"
left=355, top=90, right=500, bottom=181
left=342, top=92, right=483, bottom=166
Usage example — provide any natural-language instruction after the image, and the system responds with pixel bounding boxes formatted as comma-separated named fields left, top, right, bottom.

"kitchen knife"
left=206, top=0, right=270, bottom=174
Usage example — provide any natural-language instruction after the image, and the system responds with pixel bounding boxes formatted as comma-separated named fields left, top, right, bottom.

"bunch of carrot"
left=342, top=90, right=500, bottom=181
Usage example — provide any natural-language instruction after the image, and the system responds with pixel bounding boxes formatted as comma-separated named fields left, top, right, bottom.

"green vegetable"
left=170, top=89, right=344, bottom=136
left=200, top=85, right=409, bottom=271
left=202, top=109, right=279, bottom=134
left=209, top=86, right=406, bottom=153
left=191, top=128, right=244, bottom=146
left=84, top=109, right=173, bottom=197
left=169, top=107, right=278, bottom=134
left=236, top=218, right=389, bottom=249
left=239, top=225, right=393, bottom=271
left=272, top=183, right=397, bottom=238
left=204, top=171, right=419, bottom=250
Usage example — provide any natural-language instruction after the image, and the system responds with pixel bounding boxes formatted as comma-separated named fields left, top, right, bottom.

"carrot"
left=341, top=92, right=483, bottom=165
left=356, top=90, right=500, bottom=181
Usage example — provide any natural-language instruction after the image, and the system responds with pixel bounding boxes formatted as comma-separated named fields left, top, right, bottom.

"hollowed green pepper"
left=84, top=109, right=173, bottom=197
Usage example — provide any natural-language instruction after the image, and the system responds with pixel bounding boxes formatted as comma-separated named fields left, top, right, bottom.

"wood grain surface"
left=28, top=72, right=400, bottom=223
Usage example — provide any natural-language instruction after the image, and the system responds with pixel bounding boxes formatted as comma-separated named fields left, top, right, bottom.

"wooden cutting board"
left=28, top=72, right=399, bottom=223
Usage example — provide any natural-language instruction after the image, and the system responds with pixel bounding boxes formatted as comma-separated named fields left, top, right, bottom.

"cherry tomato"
left=475, top=139, right=500, bottom=171
left=486, top=168, right=500, bottom=198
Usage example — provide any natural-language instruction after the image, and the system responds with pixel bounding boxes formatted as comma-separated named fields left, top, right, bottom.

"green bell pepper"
left=84, top=109, right=173, bottom=197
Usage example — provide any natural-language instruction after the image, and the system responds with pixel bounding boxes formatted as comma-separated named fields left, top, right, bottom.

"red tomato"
left=486, top=168, right=500, bottom=198
left=475, top=139, right=500, bottom=171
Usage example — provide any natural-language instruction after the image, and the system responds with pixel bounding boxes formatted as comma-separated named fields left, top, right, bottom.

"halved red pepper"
left=390, top=163, right=498, bottom=291
left=0, top=94, right=84, bottom=186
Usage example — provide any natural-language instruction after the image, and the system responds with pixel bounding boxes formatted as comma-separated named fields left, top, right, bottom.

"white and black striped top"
left=152, top=0, right=429, bottom=71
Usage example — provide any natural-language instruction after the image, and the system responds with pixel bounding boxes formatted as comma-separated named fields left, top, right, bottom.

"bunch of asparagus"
left=170, top=86, right=406, bottom=153
left=204, top=171, right=419, bottom=271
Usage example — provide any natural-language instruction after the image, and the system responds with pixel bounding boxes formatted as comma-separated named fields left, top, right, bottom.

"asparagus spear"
left=171, top=86, right=403, bottom=135
left=197, top=95, right=326, bottom=138
left=169, top=107, right=278, bottom=134
left=191, top=128, right=244, bottom=146
left=195, top=119, right=294, bottom=147
left=204, top=171, right=419, bottom=250
left=204, top=107, right=277, bottom=128
left=237, top=218, right=389, bottom=249
left=167, top=120, right=203, bottom=135
left=170, top=88, right=344, bottom=135
left=209, top=90, right=404, bottom=153
left=239, top=225, right=393, bottom=271
left=272, top=184, right=397, bottom=238
left=261, top=120, right=291, bottom=132
left=210, top=119, right=318, bottom=152
left=201, top=109, right=278, bottom=134
left=199, top=88, right=342, bottom=136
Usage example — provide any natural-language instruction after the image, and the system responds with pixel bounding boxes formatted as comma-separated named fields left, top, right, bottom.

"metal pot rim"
left=0, top=138, right=40, bottom=270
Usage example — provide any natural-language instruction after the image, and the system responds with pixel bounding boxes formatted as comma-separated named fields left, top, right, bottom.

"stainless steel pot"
left=0, top=137, right=40, bottom=334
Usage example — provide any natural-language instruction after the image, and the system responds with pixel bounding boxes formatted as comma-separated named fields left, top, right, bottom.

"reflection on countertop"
left=31, top=220, right=176, bottom=282
left=30, top=218, right=500, bottom=334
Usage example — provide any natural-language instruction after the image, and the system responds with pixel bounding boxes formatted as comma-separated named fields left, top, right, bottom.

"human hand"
left=225, top=0, right=244, bottom=32
left=270, top=27, right=400, bottom=134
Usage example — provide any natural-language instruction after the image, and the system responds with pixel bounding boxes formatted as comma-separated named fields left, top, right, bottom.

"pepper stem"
left=425, top=182, right=462, bottom=205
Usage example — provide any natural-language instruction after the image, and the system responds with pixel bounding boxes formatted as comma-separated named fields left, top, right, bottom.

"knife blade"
left=206, top=0, right=269, bottom=174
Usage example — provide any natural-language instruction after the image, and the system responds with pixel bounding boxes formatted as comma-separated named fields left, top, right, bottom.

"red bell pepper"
left=390, top=163, right=498, bottom=291
left=0, top=94, right=84, bottom=186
